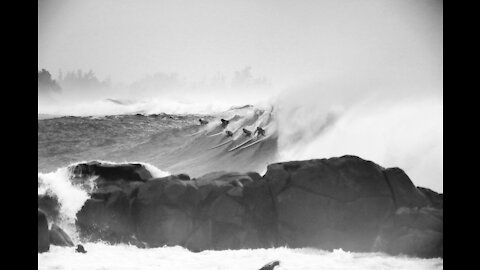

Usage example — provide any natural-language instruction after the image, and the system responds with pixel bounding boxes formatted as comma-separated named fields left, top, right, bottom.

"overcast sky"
left=38, top=0, right=442, bottom=88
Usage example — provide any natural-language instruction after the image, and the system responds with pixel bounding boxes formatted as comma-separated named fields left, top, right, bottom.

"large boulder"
left=49, top=224, right=74, bottom=246
left=70, top=161, right=153, bottom=194
left=76, top=189, right=134, bottom=243
left=73, top=162, right=152, bottom=243
left=71, top=161, right=153, bottom=182
left=131, top=172, right=267, bottom=250
left=38, top=209, right=49, bottom=253
left=69, top=156, right=442, bottom=258
left=264, top=156, right=395, bottom=251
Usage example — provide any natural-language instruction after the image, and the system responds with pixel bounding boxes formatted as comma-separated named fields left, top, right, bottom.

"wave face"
left=38, top=244, right=443, bottom=270
left=38, top=105, right=277, bottom=177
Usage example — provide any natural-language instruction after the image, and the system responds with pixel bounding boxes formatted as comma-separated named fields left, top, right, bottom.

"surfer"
left=225, top=130, right=233, bottom=137
left=242, top=128, right=252, bottom=137
left=254, top=127, right=266, bottom=137
left=199, top=118, right=209, bottom=125
left=220, top=118, right=229, bottom=128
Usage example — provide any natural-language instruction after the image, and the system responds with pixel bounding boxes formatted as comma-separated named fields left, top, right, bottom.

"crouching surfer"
left=243, top=128, right=252, bottom=137
left=225, top=130, right=233, bottom=137
left=199, top=118, right=209, bottom=125
left=220, top=118, right=229, bottom=128
left=254, top=127, right=266, bottom=137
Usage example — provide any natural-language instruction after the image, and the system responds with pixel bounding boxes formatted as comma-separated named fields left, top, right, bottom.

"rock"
left=38, top=209, right=50, bottom=253
left=75, top=244, right=87, bottom=253
left=130, top=172, right=264, bottom=249
left=177, top=173, right=191, bottom=180
left=259, top=260, right=280, bottom=270
left=375, top=206, right=443, bottom=258
left=38, top=194, right=61, bottom=223
left=49, top=224, right=74, bottom=247
left=265, top=156, right=395, bottom=251
left=131, top=175, right=199, bottom=247
left=76, top=190, right=134, bottom=243
left=71, top=161, right=153, bottom=183
left=384, top=167, right=429, bottom=208
left=69, top=156, right=442, bottom=258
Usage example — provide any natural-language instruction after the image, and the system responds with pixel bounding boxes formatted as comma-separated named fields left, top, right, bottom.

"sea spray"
left=38, top=161, right=171, bottom=240
left=38, top=167, right=91, bottom=240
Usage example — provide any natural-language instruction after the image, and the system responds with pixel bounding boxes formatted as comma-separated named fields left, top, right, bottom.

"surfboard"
left=187, top=130, right=204, bottom=136
left=236, top=135, right=271, bottom=151
left=208, top=131, right=225, bottom=137
left=208, top=139, right=233, bottom=150
left=228, top=138, right=254, bottom=152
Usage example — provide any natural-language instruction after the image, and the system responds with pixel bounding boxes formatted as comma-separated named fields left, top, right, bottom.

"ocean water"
left=38, top=104, right=443, bottom=269
left=38, top=243, right=443, bottom=270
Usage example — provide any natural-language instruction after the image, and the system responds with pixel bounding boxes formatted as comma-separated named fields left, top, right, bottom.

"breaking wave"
left=38, top=160, right=170, bottom=239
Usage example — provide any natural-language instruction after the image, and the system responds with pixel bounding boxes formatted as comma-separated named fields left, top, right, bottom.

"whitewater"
left=39, top=244, right=442, bottom=270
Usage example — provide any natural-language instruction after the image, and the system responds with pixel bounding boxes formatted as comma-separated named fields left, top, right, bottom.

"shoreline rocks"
left=38, top=209, right=50, bottom=253
left=49, top=224, right=74, bottom=247
left=38, top=155, right=443, bottom=258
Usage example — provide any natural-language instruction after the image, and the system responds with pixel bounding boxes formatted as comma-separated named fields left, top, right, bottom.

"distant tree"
left=232, top=66, right=269, bottom=88
left=38, top=69, right=61, bottom=93
left=58, top=69, right=110, bottom=91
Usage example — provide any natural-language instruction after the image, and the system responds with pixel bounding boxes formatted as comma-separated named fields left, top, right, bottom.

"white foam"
left=38, top=243, right=443, bottom=270
left=38, top=167, right=91, bottom=240
left=38, top=161, right=171, bottom=240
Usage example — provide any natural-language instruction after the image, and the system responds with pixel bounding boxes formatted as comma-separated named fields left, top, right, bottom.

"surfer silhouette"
left=225, top=130, right=233, bottom=137
left=199, top=119, right=209, bottom=125
left=243, top=128, right=252, bottom=136
left=220, top=119, right=229, bottom=128
left=254, top=127, right=265, bottom=137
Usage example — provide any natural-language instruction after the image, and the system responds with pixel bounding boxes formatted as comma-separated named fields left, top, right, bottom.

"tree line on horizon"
left=39, top=66, right=271, bottom=95
left=38, top=68, right=111, bottom=94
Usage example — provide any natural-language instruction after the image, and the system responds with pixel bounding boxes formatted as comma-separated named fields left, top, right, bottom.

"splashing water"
left=38, top=161, right=171, bottom=240
left=38, top=243, right=443, bottom=270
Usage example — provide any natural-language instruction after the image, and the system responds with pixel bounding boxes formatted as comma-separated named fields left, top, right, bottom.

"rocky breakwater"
left=37, top=156, right=442, bottom=258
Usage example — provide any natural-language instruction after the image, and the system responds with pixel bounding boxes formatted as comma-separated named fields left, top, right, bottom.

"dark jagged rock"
left=417, top=187, right=443, bottom=209
left=265, top=156, right=395, bottom=251
left=38, top=209, right=50, bottom=253
left=383, top=167, right=429, bottom=208
left=75, top=244, right=87, bottom=253
left=176, top=173, right=191, bottom=181
left=259, top=260, right=280, bottom=270
left=72, top=156, right=442, bottom=258
left=49, top=224, right=74, bottom=246
left=71, top=161, right=152, bottom=183
left=76, top=190, right=134, bottom=243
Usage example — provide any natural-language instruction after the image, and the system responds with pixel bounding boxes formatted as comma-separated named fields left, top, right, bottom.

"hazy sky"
left=38, top=0, right=442, bottom=87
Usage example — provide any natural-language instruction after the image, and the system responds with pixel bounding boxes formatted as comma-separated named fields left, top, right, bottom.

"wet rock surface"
left=39, top=156, right=443, bottom=258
